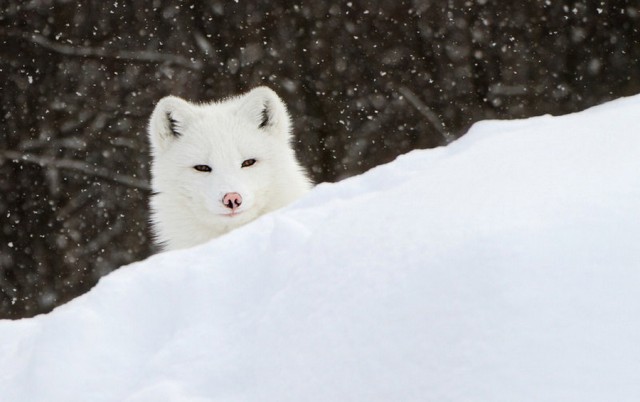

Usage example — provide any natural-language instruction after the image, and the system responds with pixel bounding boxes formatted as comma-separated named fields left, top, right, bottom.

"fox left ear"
left=237, top=87, right=291, bottom=139
left=148, top=96, right=196, bottom=154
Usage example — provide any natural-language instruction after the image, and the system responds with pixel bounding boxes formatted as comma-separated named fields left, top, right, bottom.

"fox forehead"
left=168, top=111, right=271, bottom=165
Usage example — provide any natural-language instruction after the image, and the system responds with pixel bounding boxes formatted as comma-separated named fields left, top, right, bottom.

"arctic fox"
left=148, top=87, right=312, bottom=251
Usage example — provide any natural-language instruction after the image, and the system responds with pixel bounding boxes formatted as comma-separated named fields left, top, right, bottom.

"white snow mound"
left=2, top=95, right=640, bottom=402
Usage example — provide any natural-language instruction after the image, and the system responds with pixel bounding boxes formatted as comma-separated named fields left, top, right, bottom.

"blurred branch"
left=18, top=137, right=87, bottom=151
left=23, top=33, right=203, bottom=70
left=398, top=86, right=453, bottom=143
left=0, top=150, right=150, bottom=191
left=57, top=189, right=94, bottom=221
left=82, top=220, right=125, bottom=256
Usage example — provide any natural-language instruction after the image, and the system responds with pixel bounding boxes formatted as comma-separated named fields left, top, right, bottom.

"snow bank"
left=2, top=95, right=640, bottom=402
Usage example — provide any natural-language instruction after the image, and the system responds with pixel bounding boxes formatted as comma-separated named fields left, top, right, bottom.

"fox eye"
left=241, top=159, right=256, bottom=168
left=193, top=165, right=212, bottom=172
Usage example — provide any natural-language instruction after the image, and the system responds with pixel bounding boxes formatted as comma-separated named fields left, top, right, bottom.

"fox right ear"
left=148, top=96, right=195, bottom=153
left=236, top=87, right=292, bottom=140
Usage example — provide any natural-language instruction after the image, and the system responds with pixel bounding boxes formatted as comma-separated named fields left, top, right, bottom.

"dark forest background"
left=1, top=0, right=639, bottom=318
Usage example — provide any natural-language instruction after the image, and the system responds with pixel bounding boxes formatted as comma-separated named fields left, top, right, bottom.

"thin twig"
left=398, top=86, right=453, bottom=143
left=82, top=219, right=125, bottom=256
left=0, top=150, right=150, bottom=191
left=25, top=33, right=203, bottom=70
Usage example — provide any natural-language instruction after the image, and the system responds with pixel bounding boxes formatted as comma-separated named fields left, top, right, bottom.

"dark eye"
left=241, top=159, right=256, bottom=168
left=193, top=165, right=212, bottom=172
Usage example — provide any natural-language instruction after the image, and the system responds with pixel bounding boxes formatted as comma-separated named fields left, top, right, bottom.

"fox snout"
left=222, top=192, right=243, bottom=211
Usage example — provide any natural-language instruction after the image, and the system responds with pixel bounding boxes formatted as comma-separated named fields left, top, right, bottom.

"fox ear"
left=236, top=87, right=291, bottom=139
left=148, top=96, right=196, bottom=153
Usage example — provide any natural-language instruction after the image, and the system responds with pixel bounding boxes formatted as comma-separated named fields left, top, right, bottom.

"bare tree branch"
left=81, top=220, right=126, bottom=257
left=0, top=150, right=150, bottom=191
left=398, top=86, right=453, bottom=143
left=24, top=33, right=203, bottom=71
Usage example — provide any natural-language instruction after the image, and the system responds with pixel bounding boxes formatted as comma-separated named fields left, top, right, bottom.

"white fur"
left=148, top=87, right=312, bottom=251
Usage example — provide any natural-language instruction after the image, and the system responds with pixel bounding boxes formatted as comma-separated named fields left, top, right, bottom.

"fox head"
left=148, top=87, right=311, bottom=250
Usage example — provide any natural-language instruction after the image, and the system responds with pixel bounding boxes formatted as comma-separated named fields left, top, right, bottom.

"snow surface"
left=2, top=95, right=640, bottom=402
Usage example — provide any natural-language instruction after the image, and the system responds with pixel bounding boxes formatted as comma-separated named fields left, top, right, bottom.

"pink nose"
left=222, top=192, right=242, bottom=210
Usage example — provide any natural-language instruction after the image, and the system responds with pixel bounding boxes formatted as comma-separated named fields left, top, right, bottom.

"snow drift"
left=1, top=95, right=640, bottom=402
